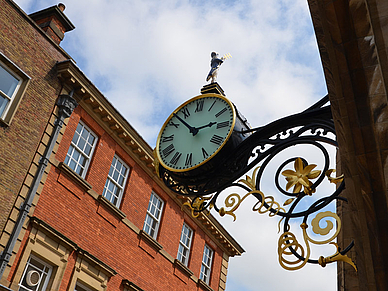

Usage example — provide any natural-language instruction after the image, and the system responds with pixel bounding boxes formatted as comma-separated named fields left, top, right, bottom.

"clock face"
left=156, top=94, right=236, bottom=172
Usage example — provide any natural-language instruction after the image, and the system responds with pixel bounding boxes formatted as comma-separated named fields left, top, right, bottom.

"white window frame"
left=102, top=154, right=129, bottom=207
left=0, top=53, right=30, bottom=125
left=64, top=120, right=97, bottom=178
left=18, top=255, right=53, bottom=291
left=177, top=223, right=193, bottom=266
left=200, top=244, right=214, bottom=284
left=143, top=191, right=164, bottom=239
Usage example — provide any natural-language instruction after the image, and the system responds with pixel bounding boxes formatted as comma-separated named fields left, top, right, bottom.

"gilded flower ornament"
left=281, top=158, right=321, bottom=195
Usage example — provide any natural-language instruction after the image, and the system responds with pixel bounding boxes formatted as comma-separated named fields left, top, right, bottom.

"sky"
left=15, top=0, right=338, bottom=290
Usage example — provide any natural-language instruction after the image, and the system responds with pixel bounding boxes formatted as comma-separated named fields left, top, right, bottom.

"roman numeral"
left=208, top=100, right=216, bottom=111
left=215, top=108, right=227, bottom=118
left=162, top=144, right=175, bottom=157
left=195, top=100, right=204, bottom=112
left=210, top=135, right=223, bottom=145
left=162, top=134, right=174, bottom=142
left=170, top=151, right=182, bottom=165
left=169, top=121, right=180, bottom=128
left=182, top=107, right=190, bottom=119
left=185, top=153, right=193, bottom=166
left=202, top=148, right=209, bottom=159
left=217, top=121, right=229, bottom=129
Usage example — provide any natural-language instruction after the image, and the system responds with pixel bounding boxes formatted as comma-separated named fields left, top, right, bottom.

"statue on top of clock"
left=206, top=52, right=231, bottom=83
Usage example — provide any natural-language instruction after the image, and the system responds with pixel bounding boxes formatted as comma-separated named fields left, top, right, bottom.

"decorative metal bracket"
left=162, top=95, right=356, bottom=271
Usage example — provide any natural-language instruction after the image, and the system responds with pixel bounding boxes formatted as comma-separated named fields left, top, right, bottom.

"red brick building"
left=0, top=2, right=243, bottom=291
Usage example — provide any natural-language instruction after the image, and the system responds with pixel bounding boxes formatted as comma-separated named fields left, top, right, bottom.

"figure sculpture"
left=206, top=52, right=231, bottom=83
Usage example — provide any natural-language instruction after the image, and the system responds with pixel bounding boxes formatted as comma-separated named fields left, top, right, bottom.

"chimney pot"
left=28, top=4, right=75, bottom=45
left=58, top=3, right=66, bottom=12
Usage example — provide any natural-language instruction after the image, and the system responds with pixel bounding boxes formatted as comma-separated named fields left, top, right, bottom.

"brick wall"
left=25, top=106, right=223, bottom=291
left=0, top=0, right=68, bottom=239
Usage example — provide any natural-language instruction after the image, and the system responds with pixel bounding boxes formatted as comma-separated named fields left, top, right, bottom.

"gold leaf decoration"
left=281, top=158, right=321, bottom=195
left=182, top=196, right=212, bottom=218
left=325, top=169, right=344, bottom=184
left=318, top=243, right=357, bottom=272
left=238, top=166, right=260, bottom=190
left=283, top=198, right=295, bottom=206
left=153, top=149, right=160, bottom=178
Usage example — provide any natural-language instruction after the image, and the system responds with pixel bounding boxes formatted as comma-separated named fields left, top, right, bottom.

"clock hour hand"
left=173, top=113, right=199, bottom=136
left=196, top=122, right=217, bottom=130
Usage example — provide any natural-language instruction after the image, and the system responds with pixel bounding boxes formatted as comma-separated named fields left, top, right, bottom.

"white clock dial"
left=156, top=94, right=236, bottom=172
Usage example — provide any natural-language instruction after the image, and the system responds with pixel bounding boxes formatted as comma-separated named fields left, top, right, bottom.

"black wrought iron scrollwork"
left=162, top=95, right=356, bottom=271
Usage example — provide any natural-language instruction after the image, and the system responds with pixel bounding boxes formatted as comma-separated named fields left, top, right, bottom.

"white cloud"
left=16, top=1, right=338, bottom=290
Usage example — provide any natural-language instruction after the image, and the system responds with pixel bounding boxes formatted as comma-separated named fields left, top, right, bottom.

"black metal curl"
left=281, top=183, right=350, bottom=264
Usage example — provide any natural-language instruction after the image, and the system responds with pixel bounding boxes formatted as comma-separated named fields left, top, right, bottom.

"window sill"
left=98, top=195, right=126, bottom=220
left=174, top=259, right=193, bottom=277
left=139, top=230, right=163, bottom=251
left=122, top=279, right=144, bottom=291
left=198, top=279, right=214, bottom=291
left=58, top=162, right=92, bottom=191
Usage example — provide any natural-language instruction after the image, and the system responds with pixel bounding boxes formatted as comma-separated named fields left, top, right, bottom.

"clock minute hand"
left=196, top=122, right=217, bottom=130
left=173, top=113, right=199, bottom=136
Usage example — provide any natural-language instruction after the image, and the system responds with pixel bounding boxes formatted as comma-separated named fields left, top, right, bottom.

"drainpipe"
left=0, top=92, right=77, bottom=280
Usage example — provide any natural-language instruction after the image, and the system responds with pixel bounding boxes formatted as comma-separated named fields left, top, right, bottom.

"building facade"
left=0, top=1, right=243, bottom=291
left=308, top=0, right=388, bottom=290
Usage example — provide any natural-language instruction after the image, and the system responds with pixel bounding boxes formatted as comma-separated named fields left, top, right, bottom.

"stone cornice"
left=56, top=59, right=244, bottom=258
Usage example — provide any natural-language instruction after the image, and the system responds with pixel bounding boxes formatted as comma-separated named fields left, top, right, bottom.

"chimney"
left=29, top=3, right=75, bottom=45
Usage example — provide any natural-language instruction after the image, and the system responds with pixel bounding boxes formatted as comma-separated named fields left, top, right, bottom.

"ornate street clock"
left=154, top=53, right=357, bottom=272
left=155, top=88, right=250, bottom=195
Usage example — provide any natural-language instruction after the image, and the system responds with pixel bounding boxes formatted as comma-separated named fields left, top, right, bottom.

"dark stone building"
left=308, top=0, right=388, bottom=289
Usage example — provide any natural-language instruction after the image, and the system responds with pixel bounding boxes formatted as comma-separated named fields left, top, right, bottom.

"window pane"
left=79, top=155, right=86, bottom=166
left=108, top=181, right=115, bottom=192
left=77, top=137, right=86, bottom=152
left=0, top=95, right=9, bottom=116
left=71, top=132, right=79, bottom=144
left=88, top=134, right=95, bottom=145
left=112, top=169, right=119, bottom=181
left=118, top=175, right=124, bottom=186
left=69, top=159, right=77, bottom=171
left=0, top=65, right=19, bottom=97
left=76, top=123, right=82, bottom=133
left=81, top=128, right=89, bottom=141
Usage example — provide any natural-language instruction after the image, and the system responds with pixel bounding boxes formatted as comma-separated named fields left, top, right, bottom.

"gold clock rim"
left=155, top=93, right=237, bottom=173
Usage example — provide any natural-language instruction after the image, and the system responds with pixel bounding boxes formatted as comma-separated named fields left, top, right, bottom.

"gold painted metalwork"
left=278, top=211, right=357, bottom=271
left=217, top=166, right=285, bottom=221
left=182, top=196, right=212, bottom=218
left=311, top=211, right=339, bottom=237
left=318, top=243, right=357, bottom=271
left=181, top=158, right=355, bottom=272
left=325, top=169, right=344, bottom=184
left=278, top=230, right=309, bottom=270
left=283, top=198, right=295, bottom=206
left=223, top=53, right=232, bottom=60
left=281, top=158, right=321, bottom=195
left=153, top=149, right=160, bottom=178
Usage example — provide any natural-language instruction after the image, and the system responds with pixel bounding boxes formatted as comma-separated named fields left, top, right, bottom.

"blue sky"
left=15, top=0, right=338, bottom=290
